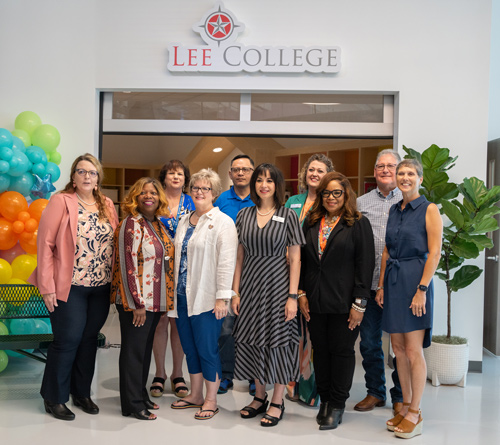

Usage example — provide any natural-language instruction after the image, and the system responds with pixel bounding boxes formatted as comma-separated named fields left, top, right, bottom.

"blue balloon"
left=44, top=162, right=60, bottom=182
left=0, top=160, right=9, bottom=174
left=10, top=173, right=35, bottom=196
left=0, top=173, right=10, bottom=193
left=8, top=150, right=32, bottom=177
left=11, top=136, right=26, bottom=153
left=9, top=318, right=36, bottom=335
left=0, top=146, right=13, bottom=161
left=0, top=128, right=13, bottom=149
left=26, top=146, right=47, bottom=165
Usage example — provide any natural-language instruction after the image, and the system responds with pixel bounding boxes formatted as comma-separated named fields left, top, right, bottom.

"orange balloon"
left=0, top=191, right=29, bottom=222
left=0, top=218, right=18, bottom=250
left=28, top=199, right=49, bottom=222
left=12, top=221, right=25, bottom=234
left=17, top=211, right=31, bottom=223
left=19, top=231, right=33, bottom=242
left=24, top=218, right=38, bottom=233
left=20, top=229, right=37, bottom=254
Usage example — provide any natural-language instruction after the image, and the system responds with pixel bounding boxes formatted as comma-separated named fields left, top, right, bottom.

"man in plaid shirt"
left=354, top=149, right=403, bottom=414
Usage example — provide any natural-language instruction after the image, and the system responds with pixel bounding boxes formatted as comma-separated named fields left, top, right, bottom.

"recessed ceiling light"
left=213, top=147, right=223, bottom=152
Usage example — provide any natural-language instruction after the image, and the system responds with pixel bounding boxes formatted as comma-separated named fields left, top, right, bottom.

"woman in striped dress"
left=231, top=163, right=305, bottom=427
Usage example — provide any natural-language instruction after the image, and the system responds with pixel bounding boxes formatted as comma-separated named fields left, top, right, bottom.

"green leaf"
left=449, top=265, right=483, bottom=292
left=461, top=177, right=488, bottom=207
left=402, top=146, right=422, bottom=164
left=451, top=199, right=472, bottom=222
left=469, top=217, right=499, bottom=235
left=478, top=186, right=500, bottom=208
left=435, top=271, right=448, bottom=281
left=430, top=183, right=459, bottom=204
left=457, top=232, right=494, bottom=250
left=421, top=144, right=451, bottom=170
left=474, top=206, right=500, bottom=221
left=422, top=170, right=449, bottom=191
left=450, top=237, right=479, bottom=259
left=441, top=200, right=464, bottom=228
left=440, top=156, right=458, bottom=171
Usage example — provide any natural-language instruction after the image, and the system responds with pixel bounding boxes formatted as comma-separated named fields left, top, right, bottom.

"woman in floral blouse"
left=111, top=177, right=174, bottom=421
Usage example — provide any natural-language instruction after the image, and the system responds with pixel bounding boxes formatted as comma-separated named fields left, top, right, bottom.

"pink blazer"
left=28, top=193, right=119, bottom=302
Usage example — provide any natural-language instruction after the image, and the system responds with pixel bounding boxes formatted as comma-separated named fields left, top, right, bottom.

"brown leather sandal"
left=386, top=402, right=410, bottom=432
left=394, top=408, right=423, bottom=439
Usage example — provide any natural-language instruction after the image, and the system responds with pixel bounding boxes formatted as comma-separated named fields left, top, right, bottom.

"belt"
left=386, top=255, right=427, bottom=284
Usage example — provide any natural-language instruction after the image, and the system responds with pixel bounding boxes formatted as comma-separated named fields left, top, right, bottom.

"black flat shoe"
left=122, top=409, right=157, bottom=420
left=240, top=393, right=268, bottom=419
left=319, top=405, right=343, bottom=430
left=144, top=399, right=160, bottom=410
left=316, top=401, right=329, bottom=425
left=44, top=400, right=75, bottom=421
left=72, top=396, right=99, bottom=414
left=261, top=400, right=285, bottom=427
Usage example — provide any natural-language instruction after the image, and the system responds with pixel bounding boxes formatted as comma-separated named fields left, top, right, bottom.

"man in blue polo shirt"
left=214, top=154, right=255, bottom=395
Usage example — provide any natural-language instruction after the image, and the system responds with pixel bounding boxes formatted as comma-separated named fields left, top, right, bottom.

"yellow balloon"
left=0, top=259, right=13, bottom=284
left=5, top=278, right=29, bottom=306
left=10, top=255, right=37, bottom=282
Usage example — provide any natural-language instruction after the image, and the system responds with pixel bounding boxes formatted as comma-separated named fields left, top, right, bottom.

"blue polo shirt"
left=214, top=186, right=255, bottom=222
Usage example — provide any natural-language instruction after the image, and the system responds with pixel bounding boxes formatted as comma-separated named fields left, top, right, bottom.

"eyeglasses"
left=75, top=169, right=98, bottom=178
left=321, top=189, right=344, bottom=198
left=375, top=163, right=397, bottom=171
left=191, top=186, right=212, bottom=194
left=230, top=167, right=254, bottom=174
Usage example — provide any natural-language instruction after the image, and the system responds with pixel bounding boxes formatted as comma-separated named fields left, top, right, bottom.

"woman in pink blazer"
left=30, top=153, right=118, bottom=421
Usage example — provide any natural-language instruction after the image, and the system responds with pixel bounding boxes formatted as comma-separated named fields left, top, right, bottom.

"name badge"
left=291, top=203, right=301, bottom=209
left=272, top=215, right=285, bottom=223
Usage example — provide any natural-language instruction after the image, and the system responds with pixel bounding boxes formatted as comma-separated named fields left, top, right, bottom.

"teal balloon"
left=0, top=160, right=9, bottom=174
left=6, top=349, right=35, bottom=358
left=26, top=146, right=47, bottom=165
left=11, top=136, right=26, bottom=153
left=31, top=163, right=46, bottom=177
left=0, top=128, right=13, bottom=149
left=40, top=317, right=52, bottom=333
left=0, top=350, right=8, bottom=373
left=0, top=146, right=13, bottom=161
left=11, top=129, right=31, bottom=148
left=49, top=151, right=62, bottom=165
left=8, top=150, right=32, bottom=177
left=10, top=173, right=35, bottom=196
left=33, top=319, right=50, bottom=334
left=0, top=173, right=10, bottom=193
left=0, top=321, right=8, bottom=335
left=15, top=111, right=42, bottom=136
left=9, top=318, right=36, bottom=335
left=45, top=162, right=60, bottom=182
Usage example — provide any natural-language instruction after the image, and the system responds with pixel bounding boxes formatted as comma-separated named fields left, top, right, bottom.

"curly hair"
left=250, top=163, right=285, bottom=208
left=189, top=168, right=223, bottom=202
left=307, top=172, right=360, bottom=227
left=121, top=177, right=170, bottom=218
left=61, top=153, right=110, bottom=221
left=158, top=160, right=191, bottom=193
left=298, top=153, right=335, bottom=193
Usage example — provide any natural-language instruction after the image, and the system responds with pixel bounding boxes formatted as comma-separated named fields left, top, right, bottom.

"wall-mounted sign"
left=167, top=2, right=341, bottom=74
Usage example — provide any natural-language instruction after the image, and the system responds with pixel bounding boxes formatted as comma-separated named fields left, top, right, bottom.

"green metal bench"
left=0, top=285, right=105, bottom=363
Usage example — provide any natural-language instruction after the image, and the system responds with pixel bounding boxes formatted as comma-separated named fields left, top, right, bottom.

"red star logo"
left=206, top=12, right=233, bottom=41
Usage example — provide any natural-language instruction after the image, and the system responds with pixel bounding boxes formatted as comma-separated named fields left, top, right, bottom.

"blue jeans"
left=359, top=295, right=402, bottom=403
left=218, top=314, right=235, bottom=380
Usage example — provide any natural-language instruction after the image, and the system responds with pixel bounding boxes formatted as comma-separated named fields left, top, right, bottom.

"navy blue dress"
left=381, top=195, right=433, bottom=348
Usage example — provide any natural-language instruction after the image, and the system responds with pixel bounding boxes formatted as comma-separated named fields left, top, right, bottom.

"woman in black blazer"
left=298, top=172, right=375, bottom=431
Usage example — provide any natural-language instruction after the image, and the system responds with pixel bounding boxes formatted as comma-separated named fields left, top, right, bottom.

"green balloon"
left=32, top=124, right=60, bottom=153
left=14, top=111, right=42, bottom=136
left=0, top=322, right=8, bottom=335
left=11, top=129, right=31, bottom=147
left=0, top=350, right=8, bottom=373
left=49, top=151, right=62, bottom=165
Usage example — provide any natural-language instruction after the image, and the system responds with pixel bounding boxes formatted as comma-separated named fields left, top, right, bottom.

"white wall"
left=0, top=0, right=493, bottom=362
left=489, top=0, right=500, bottom=140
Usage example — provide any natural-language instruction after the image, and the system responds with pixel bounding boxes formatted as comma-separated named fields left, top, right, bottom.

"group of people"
left=30, top=148, right=442, bottom=439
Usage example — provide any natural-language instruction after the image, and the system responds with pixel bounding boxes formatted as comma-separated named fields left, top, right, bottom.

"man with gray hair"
left=354, top=149, right=403, bottom=413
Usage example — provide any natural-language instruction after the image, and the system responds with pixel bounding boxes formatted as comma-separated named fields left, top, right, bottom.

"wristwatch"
left=418, top=284, right=428, bottom=292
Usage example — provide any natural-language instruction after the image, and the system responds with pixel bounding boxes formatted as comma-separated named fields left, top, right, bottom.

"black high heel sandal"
left=122, top=409, right=157, bottom=420
left=240, top=393, right=269, bottom=419
left=261, top=400, right=284, bottom=427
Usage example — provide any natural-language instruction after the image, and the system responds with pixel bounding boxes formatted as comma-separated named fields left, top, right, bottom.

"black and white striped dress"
left=233, top=206, right=305, bottom=385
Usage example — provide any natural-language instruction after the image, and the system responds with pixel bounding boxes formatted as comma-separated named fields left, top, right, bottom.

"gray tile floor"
left=1, top=308, right=499, bottom=445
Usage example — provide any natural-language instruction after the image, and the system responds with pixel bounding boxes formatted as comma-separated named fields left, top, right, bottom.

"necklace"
left=322, top=215, right=339, bottom=234
left=256, top=207, right=275, bottom=216
left=76, top=192, right=96, bottom=206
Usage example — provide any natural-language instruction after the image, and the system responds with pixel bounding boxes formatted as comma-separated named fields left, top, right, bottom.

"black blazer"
left=300, top=215, right=375, bottom=314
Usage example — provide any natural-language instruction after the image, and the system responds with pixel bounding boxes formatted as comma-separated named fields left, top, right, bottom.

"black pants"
left=308, top=312, right=359, bottom=409
left=41, top=284, right=110, bottom=404
left=117, top=305, right=161, bottom=414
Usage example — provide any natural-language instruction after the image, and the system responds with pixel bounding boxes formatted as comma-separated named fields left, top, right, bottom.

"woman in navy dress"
left=376, top=159, right=442, bottom=439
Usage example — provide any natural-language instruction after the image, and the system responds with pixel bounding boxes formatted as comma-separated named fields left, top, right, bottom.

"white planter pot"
left=423, top=341, right=469, bottom=387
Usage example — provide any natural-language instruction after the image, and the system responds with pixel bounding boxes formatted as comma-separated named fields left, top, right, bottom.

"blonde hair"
left=121, top=177, right=170, bottom=218
left=298, top=153, right=335, bottom=193
left=190, top=169, right=222, bottom=202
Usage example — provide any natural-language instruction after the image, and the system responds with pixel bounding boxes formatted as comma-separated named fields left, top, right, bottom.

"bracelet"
left=298, top=292, right=306, bottom=299
left=352, top=303, right=366, bottom=313
left=354, top=297, right=367, bottom=309
left=288, top=293, right=298, bottom=300
left=376, top=286, right=384, bottom=291
left=231, top=292, right=240, bottom=300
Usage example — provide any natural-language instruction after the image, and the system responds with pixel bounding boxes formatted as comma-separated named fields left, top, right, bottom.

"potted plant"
left=403, top=144, right=500, bottom=386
